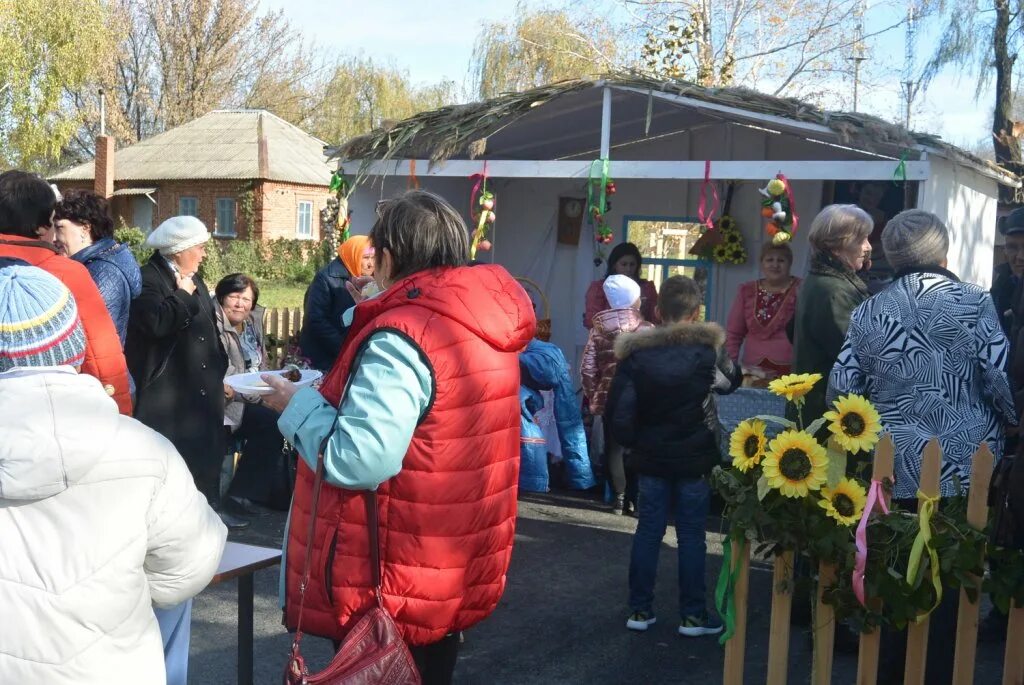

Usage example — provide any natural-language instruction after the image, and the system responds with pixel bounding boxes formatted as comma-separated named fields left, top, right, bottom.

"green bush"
left=114, top=223, right=149, bottom=265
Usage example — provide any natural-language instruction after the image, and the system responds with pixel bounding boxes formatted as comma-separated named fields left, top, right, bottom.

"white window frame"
left=296, top=200, right=313, bottom=239
left=215, top=198, right=237, bottom=237
left=179, top=196, right=198, bottom=217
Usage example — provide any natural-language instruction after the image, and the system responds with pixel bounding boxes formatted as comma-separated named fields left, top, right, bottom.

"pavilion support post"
left=600, top=87, right=611, bottom=160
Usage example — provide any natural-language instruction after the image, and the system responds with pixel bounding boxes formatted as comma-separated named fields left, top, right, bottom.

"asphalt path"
left=189, top=491, right=1008, bottom=684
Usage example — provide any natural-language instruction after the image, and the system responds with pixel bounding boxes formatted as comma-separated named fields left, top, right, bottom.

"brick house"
left=50, top=110, right=334, bottom=243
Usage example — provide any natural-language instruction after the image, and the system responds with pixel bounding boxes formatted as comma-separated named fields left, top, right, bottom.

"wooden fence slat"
left=1005, top=604, right=1024, bottom=685
left=857, top=434, right=895, bottom=685
left=813, top=562, right=838, bottom=685
left=723, top=539, right=751, bottom=685
left=766, top=550, right=794, bottom=685
left=952, top=444, right=995, bottom=684
left=269, top=309, right=280, bottom=368
left=903, top=438, right=943, bottom=685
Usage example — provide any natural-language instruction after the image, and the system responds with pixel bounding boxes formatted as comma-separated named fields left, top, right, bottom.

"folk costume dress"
left=725, top=277, right=801, bottom=377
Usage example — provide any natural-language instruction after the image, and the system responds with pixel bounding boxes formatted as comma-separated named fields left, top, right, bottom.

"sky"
left=259, top=0, right=993, bottom=152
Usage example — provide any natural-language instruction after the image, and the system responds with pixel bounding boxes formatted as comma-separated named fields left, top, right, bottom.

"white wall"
left=917, top=157, right=999, bottom=288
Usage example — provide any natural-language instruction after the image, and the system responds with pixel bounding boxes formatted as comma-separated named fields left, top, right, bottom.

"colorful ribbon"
left=586, top=159, right=611, bottom=220
left=906, top=492, right=943, bottom=621
left=469, top=161, right=489, bottom=220
left=778, top=173, right=799, bottom=232
left=697, top=160, right=719, bottom=230
left=409, top=160, right=419, bottom=189
left=853, top=479, right=890, bottom=607
left=329, top=171, right=346, bottom=193
left=714, top=531, right=740, bottom=645
left=893, top=151, right=908, bottom=185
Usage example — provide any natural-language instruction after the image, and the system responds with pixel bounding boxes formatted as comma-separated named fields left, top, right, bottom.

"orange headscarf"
left=338, top=235, right=371, bottom=276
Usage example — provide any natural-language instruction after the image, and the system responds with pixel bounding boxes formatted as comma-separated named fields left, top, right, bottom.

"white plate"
left=224, top=369, right=322, bottom=395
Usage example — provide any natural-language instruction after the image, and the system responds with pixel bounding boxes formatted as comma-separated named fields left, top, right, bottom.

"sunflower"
left=713, top=244, right=731, bottom=263
left=767, top=373, right=822, bottom=402
left=817, top=478, right=867, bottom=526
left=762, top=430, right=828, bottom=498
left=729, top=419, right=768, bottom=472
left=823, top=394, right=882, bottom=454
left=730, top=247, right=746, bottom=263
left=724, top=229, right=742, bottom=245
left=718, top=216, right=736, bottom=232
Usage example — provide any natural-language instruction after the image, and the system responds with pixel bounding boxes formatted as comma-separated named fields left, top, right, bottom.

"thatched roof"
left=329, top=74, right=1012, bottom=183
left=53, top=110, right=333, bottom=186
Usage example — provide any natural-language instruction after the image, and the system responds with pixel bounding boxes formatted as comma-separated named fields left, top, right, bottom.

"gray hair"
left=882, top=210, right=949, bottom=271
left=370, top=190, right=470, bottom=281
left=807, top=204, right=873, bottom=255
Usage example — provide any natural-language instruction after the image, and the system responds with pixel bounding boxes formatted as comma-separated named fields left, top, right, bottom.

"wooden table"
left=210, top=542, right=282, bottom=685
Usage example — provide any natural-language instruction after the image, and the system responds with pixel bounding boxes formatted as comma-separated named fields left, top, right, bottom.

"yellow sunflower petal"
left=817, top=478, right=867, bottom=525
left=729, top=419, right=767, bottom=472
left=825, top=394, right=882, bottom=454
left=762, top=429, right=829, bottom=498
left=767, top=373, right=823, bottom=402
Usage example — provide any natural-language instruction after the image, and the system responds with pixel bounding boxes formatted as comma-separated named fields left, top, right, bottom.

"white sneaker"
left=626, top=611, right=657, bottom=631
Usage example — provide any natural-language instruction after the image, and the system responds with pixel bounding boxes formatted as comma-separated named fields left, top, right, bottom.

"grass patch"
left=259, top=282, right=307, bottom=309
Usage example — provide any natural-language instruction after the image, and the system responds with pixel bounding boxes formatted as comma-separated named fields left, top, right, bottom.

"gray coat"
left=214, top=301, right=267, bottom=429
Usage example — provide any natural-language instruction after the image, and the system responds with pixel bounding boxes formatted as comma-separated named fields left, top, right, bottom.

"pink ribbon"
left=469, top=161, right=489, bottom=221
left=853, top=479, right=889, bottom=607
left=697, top=160, right=719, bottom=229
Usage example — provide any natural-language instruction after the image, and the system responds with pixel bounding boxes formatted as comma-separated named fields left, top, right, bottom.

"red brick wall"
left=53, top=178, right=332, bottom=244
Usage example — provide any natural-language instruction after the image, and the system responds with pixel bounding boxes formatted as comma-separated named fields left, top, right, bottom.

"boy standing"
left=581, top=274, right=653, bottom=514
left=606, top=275, right=741, bottom=636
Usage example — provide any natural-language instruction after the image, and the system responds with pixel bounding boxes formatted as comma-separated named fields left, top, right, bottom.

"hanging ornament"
left=759, top=173, right=799, bottom=245
left=690, top=181, right=745, bottom=265
left=469, top=162, right=494, bottom=259
left=328, top=170, right=353, bottom=244
left=587, top=159, right=614, bottom=262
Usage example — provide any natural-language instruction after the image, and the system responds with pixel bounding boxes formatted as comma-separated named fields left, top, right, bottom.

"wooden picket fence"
left=262, top=307, right=303, bottom=369
left=723, top=435, right=1024, bottom=685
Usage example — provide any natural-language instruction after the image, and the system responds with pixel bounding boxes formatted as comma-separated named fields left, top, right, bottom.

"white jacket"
left=0, top=367, right=227, bottom=685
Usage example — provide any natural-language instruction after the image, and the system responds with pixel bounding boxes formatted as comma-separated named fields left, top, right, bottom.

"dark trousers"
left=409, top=633, right=460, bottom=685
left=227, top=403, right=286, bottom=507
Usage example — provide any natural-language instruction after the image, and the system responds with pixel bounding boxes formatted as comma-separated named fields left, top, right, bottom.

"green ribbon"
left=586, top=159, right=610, bottom=221
left=905, top=492, right=942, bottom=621
left=893, top=151, right=908, bottom=185
left=329, top=171, right=348, bottom=194
left=714, top=531, right=740, bottom=645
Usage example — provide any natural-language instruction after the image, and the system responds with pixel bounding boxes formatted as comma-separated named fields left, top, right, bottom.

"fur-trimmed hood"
left=615, top=321, right=725, bottom=360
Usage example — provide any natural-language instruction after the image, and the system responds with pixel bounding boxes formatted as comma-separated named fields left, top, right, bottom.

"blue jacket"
left=519, top=388, right=550, bottom=492
left=299, top=258, right=355, bottom=371
left=73, top=238, right=142, bottom=346
left=519, top=339, right=595, bottom=490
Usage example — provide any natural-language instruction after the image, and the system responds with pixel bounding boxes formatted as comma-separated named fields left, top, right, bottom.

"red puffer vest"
left=285, top=264, right=536, bottom=646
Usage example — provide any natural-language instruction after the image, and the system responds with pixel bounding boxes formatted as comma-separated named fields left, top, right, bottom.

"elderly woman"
left=726, top=242, right=801, bottom=381
left=50, top=190, right=142, bottom=345
left=791, top=204, right=873, bottom=422
left=584, top=242, right=659, bottom=327
left=214, top=273, right=291, bottom=511
left=829, top=211, right=1016, bottom=681
left=261, top=190, right=535, bottom=685
left=124, top=217, right=240, bottom=527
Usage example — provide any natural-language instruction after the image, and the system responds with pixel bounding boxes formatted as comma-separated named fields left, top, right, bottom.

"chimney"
left=94, top=135, right=115, bottom=199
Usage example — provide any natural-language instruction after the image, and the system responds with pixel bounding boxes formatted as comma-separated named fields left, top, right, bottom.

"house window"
left=179, top=196, right=198, bottom=217
left=297, top=201, right=313, bottom=238
left=215, top=198, right=236, bottom=237
left=624, top=216, right=713, bottom=320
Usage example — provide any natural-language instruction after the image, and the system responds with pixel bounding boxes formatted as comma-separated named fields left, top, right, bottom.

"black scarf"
left=891, top=264, right=961, bottom=283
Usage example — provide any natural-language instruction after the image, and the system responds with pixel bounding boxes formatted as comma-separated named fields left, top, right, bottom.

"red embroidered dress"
left=725, top=278, right=801, bottom=375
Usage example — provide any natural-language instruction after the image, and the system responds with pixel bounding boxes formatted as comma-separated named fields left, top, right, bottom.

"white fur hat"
left=603, top=274, right=641, bottom=310
left=144, top=216, right=210, bottom=255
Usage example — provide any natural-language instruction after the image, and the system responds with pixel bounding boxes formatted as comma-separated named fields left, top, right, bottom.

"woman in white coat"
left=0, top=262, right=227, bottom=685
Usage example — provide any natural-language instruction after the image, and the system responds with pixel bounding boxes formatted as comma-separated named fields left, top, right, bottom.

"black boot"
left=211, top=496, right=250, bottom=530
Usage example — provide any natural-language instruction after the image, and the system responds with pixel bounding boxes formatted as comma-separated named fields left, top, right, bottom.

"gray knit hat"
left=881, top=210, right=949, bottom=271
left=0, top=263, right=86, bottom=372
left=144, top=215, right=210, bottom=255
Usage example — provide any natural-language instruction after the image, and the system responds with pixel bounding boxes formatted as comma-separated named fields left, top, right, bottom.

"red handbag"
left=283, top=450, right=420, bottom=685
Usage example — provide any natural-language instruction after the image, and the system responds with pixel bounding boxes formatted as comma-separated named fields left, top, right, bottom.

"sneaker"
left=678, top=613, right=724, bottom=637
left=612, top=493, right=626, bottom=516
left=626, top=611, right=657, bottom=631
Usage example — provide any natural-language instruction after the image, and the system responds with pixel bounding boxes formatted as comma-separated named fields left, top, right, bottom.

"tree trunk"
left=993, top=0, right=1022, bottom=201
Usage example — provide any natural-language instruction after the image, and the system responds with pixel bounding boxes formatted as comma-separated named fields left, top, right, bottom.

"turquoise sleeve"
left=277, top=331, right=432, bottom=489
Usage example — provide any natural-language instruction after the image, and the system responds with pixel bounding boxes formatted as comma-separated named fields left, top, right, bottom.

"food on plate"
left=281, top=364, right=302, bottom=383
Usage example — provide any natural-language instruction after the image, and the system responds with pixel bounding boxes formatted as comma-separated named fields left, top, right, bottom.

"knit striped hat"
left=0, top=262, right=86, bottom=372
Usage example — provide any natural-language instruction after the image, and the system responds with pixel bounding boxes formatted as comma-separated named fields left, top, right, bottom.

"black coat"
left=993, top=261, right=1019, bottom=337
left=125, top=252, right=227, bottom=497
left=606, top=321, right=741, bottom=480
left=299, top=257, right=355, bottom=371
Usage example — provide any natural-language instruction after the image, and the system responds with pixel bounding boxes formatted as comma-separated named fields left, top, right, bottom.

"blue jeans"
left=155, top=600, right=192, bottom=685
left=629, top=475, right=710, bottom=618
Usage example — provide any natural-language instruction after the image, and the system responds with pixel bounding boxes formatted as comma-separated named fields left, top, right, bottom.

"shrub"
left=114, top=222, right=149, bottom=264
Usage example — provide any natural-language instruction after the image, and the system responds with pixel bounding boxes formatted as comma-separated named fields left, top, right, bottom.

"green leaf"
left=750, top=415, right=796, bottom=429
left=825, top=441, right=848, bottom=488
left=805, top=417, right=827, bottom=436
left=757, top=474, right=771, bottom=501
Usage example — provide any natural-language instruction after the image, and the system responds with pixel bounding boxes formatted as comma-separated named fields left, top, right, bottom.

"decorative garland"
left=710, top=374, right=1024, bottom=639
left=328, top=171, right=352, bottom=243
left=588, top=159, right=615, bottom=263
left=758, top=174, right=798, bottom=245
left=690, top=182, right=747, bottom=265
left=469, top=163, right=495, bottom=259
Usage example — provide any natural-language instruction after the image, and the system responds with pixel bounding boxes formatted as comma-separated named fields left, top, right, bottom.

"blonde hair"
left=807, top=204, right=873, bottom=255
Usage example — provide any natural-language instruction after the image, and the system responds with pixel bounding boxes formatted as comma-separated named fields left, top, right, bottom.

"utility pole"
left=848, top=0, right=867, bottom=112
left=902, top=2, right=919, bottom=128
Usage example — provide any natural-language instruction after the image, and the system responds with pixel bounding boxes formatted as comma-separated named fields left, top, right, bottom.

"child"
left=581, top=274, right=653, bottom=514
left=606, top=275, right=741, bottom=636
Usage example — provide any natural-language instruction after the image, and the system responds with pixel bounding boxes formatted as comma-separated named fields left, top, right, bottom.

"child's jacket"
left=606, top=321, right=741, bottom=479
left=580, top=308, right=652, bottom=416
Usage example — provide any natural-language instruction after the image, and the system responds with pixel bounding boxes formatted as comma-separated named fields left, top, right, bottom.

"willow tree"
left=470, top=5, right=619, bottom=99
left=0, top=0, right=112, bottom=169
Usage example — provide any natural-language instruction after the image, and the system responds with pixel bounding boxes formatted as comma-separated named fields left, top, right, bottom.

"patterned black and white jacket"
left=828, top=266, right=1017, bottom=499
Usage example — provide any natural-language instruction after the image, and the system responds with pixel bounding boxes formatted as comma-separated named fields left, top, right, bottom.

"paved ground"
left=189, top=490, right=1008, bottom=684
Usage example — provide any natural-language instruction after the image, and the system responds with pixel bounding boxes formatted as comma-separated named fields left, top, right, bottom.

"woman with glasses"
left=214, top=273, right=291, bottom=512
